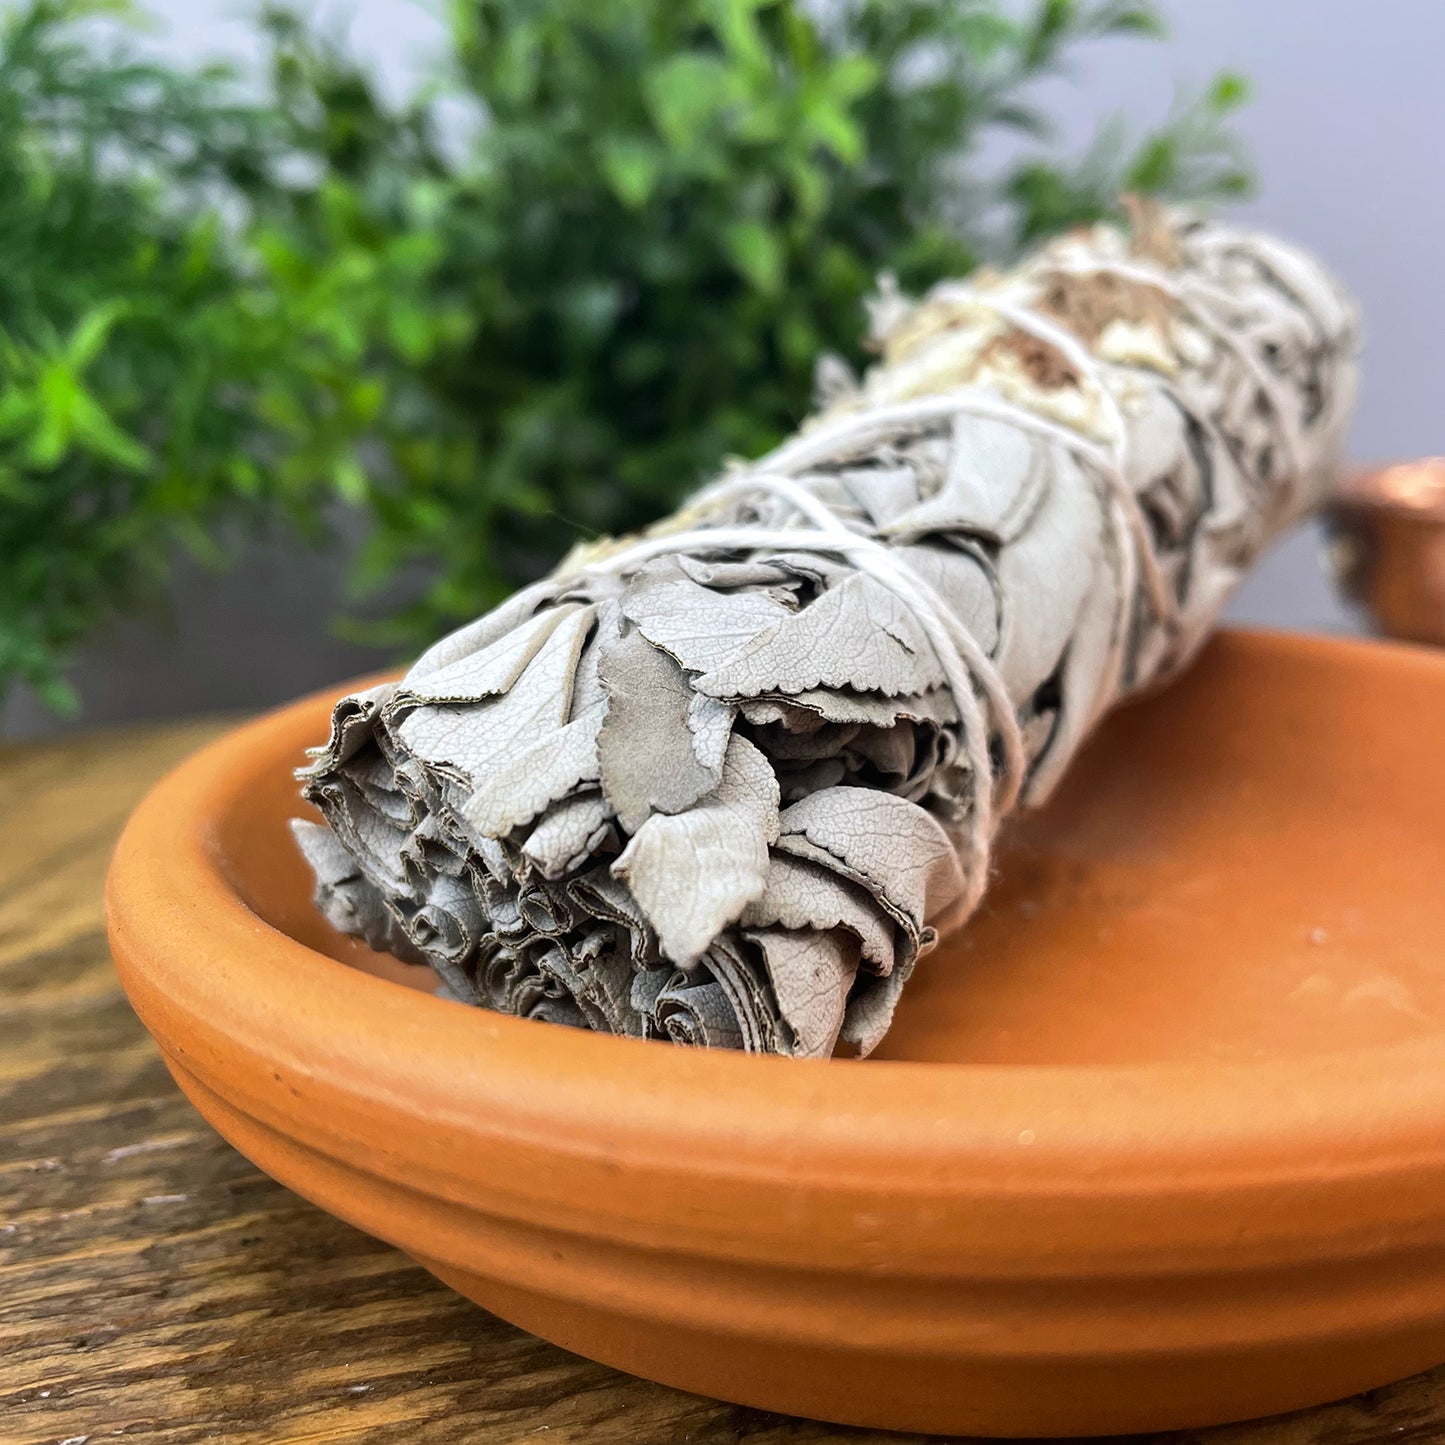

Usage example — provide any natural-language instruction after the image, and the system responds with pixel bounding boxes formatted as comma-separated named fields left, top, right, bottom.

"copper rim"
left=1338, top=458, right=1445, bottom=516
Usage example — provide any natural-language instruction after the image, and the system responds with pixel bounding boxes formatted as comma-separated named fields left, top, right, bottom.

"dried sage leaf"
left=612, top=733, right=780, bottom=967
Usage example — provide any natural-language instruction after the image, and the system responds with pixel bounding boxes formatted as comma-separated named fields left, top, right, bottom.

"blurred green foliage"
left=0, top=0, right=1252, bottom=712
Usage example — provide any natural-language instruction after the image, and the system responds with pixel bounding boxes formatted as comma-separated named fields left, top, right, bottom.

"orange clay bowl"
left=107, top=629, right=1445, bottom=1438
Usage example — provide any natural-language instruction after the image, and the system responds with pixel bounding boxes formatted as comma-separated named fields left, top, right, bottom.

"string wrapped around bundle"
left=293, top=209, right=1359, bottom=1057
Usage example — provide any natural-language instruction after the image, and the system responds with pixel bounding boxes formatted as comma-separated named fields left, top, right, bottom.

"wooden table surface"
left=6, top=717, right=1445, bottom=1445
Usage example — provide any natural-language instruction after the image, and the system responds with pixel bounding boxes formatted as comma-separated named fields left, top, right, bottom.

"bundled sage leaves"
left=295, top=210, right=1358, bottom=1058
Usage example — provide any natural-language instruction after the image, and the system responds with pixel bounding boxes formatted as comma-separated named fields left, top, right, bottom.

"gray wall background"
left=8, top=0, right=1438, bottom=738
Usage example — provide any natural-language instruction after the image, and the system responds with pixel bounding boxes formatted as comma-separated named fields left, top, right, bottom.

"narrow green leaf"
left=644, top=53, right=733, bottom=150
left=1209, top=70, right=1251, bottom=112
left=598, top=137, right=664, bottom=209
left=33, top=673, right=81, bottom=718
left=724, top=219, right=785, bottom=295
left=824, top=53, right=880, bottom=105
left=806, top=101, right=865, bottom=165
left=334, top=455, right=370, bottom=504
left=1100, top=4, right=1165, bottom=38
left=70, top=389, right=153, bottom=471
left=66, top=302, right=129, bottom=372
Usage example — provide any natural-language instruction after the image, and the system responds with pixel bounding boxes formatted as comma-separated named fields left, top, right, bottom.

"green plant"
left=0, top=0, right=339, bottom=711
left=0, top=0, right=1252, bottom=713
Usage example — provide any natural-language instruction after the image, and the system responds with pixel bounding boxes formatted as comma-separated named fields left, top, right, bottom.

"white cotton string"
left=763, top=387, right=1176, bottom=622
left=926, top=281, right=1179, bottom=625
left=708, top=471, right=1028, bottom=810
left=1041, top=255, right=1307, bottom=498
left=569, top=268, right=1230, bottom=929
left=578, top=471, right=1027, bottom=921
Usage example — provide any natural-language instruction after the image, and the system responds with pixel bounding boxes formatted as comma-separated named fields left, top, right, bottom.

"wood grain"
left=3, top=717, right=1444, bottom=1445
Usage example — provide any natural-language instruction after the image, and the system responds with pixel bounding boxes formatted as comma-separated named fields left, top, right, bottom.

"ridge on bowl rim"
left=107, top=629, right=1445, bottom=1437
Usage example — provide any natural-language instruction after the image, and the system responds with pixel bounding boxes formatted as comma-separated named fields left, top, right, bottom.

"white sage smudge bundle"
left=294, top=210, right=1358, bottom=1058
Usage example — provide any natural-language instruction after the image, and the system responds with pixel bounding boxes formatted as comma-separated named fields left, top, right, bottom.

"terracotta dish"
left=108, top=631, right=1445, bottom=1438
left=1330, top=459, right=1445, bottom=645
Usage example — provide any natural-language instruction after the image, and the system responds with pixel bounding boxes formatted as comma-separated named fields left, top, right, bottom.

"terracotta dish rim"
left=105, top=628, right=1445, bottom=1282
